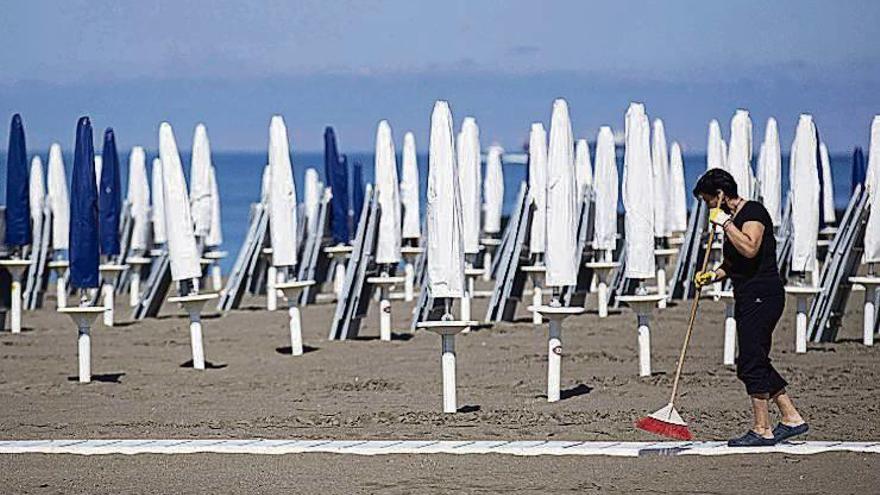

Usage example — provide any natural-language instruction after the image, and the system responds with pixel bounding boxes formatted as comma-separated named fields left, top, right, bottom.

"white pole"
left=723, top=300, right=736, bottom=366
left=334, top=263, right=345, bottom=297
left=129, top=271, right=141, bottom=307
left=637, top=314, right=651, bottom=377
left=56, top=276, right=67, bottom=309
left=10, top=280, right=22, bottom=334
left=78, top=324, right=91, bottom=383
left=289, top=304, right=303, bottom=356
left=795, top=296, right=808, bottom=354
left=266, top=265, right=277, bottom=311
left=102, top=282, right=114, bottom=327
left=379, top=296, right=392, bottom=341
left=864, top=286, right=876, bottom=347
left=532, top=285, right=543, bottom=325
left=547, top=318, right=562, bottom=402
left=404, top=262, right=415, bottom=301
left=441, top=334, right=457, bottom=413
left=597, top=281, right=609, bottom=318
left=211, top=264, right=222, bottom=291
left=656, top=266, right=667, bottom=308
left=482, top=251, right=493, bottom=281
left=189, top=312, right=205, bottom=370
left=461, top=278, right=472, bottom=332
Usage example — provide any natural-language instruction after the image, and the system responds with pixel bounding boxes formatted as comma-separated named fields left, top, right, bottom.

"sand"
left=0, top=284, right=878, bottom=493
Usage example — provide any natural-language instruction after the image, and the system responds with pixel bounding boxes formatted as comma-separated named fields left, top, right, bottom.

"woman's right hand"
left=694, top=270, right=717, bottom=288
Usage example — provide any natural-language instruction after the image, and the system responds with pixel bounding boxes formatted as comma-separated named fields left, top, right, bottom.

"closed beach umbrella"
left=304, top=167, right=320, bottom=229
left=127, top=146, right=151, bottom=252
left=47, top=143, right=70, bottom=251
left=190, top=123, right=213, bottom=238
left=757, top=118, right=782, bottom=226
left=99, top=129, right=122, bottom=257
left=852, top=147, right=866, bottom=193
left=727, top=109, right=754, bottom=200
left=593, top=126, right=618, bottom=252
left=29, top=156, right=45, bottom=231
left=819, top=143, right=836, bottom=224
left=622, top=103, right=655, bottom=279
left=206, top=165, right=223, bottom=248
left=150, top=158, right=167, bottom=245
left=528, top=123, right=548, bottom=256
left=5, top=114, right=31, bottom=247
left=575, top=138, right=593, bottom=201
left=351, top=159, right=364, bottom=225
left=458, top=117, right=481, bottom=255
left=400, top=131, right=421, bottom=240
left=324, top=127, right=350, bottom=244
left=159, top=122, right=201, bottom=281
left=69, top=117, right=99, bottom=288
left=706, top=119, right=726, bottom=171
left=268, top=115, right=298, bottom=268
left=483, top=144, right=504, bottom=235
left=863, top=116, right=880, bottom=263
left=789, top=114, right=821, bottom=273
left=426, top=101, right=465, bottom=299
left=545, top=99, right=578, bottom=288
left=374, top=120, right=402, bottom=265
left=668, top=142, right=688, bottom=233
left=650, top=118, right=670, bottom=238
left=260, top=164, right=271, bottom=204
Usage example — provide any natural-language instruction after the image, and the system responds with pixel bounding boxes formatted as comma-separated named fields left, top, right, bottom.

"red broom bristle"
left=635, top=416, right=693, bottom=440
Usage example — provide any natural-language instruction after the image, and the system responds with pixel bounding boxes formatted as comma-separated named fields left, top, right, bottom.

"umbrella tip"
left=11, top=113, right=22, bottom=125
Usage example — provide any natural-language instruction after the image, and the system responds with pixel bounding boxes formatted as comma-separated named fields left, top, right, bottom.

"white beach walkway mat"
left=0, top=439, right=876, bottom=457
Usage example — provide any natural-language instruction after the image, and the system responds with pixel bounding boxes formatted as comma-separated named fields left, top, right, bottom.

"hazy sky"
left=2, top=0, right=879, bottom=152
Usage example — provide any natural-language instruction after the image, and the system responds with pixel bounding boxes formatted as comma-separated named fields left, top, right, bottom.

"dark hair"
left=692, top=168, right=739, bottom=198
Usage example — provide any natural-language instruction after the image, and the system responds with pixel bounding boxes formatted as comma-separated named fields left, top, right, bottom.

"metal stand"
left=58, top=306, right=106, bottom=383
left=584, top=261, right=619, bottom=317
left=654, top=247, right=678, bottom=308
left=324, top=244, right=353, bottom=299
left=528, top=302, right=585, bottom=402
left=480, top=237, right=502, bottom=281
left=275, top=280, right=316, bottom=355
left=784, top=285, right=822, bottom=354
left=717, top=290, right=736, bottom=366
left=47, top=260, right=69, bottom=309
left=203, top=250, right=228, bottom=292
left=521, top=265, right=546, bottom=325
left=401, top=245, right=423, bottom=302
left=0, top=260, right=31, bottom=333
left=98, top=264, right=127, bottom=327
left=366, top=275, right=405, bottom=341
left=168, top=293, right=219, bottom=370
left=125, top=256, right=151, bottom=307
left=417, top=318, right=476, bottom=413
left=616, top=294, right=665, bottom=376
left=849, top=276, right=880, bottom=346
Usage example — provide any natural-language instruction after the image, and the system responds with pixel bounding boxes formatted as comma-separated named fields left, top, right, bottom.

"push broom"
left=635, top=222, right=717, bottom=440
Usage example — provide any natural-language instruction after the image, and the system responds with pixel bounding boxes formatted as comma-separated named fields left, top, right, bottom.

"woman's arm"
left=723, top=220, right=764, bottom=259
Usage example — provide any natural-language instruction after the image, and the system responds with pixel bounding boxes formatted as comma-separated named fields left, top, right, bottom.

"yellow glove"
left=708, top=207, right=731, bottom=227
left=694, top=270, right=717, bottom=288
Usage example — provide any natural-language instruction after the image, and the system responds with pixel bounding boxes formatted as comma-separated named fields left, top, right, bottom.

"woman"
left=693, top=168, right=808, bottom=447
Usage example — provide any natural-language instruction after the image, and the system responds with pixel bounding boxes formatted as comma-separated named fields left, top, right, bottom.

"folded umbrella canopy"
left=69, top=117, right=99, bottom=288
left=190, top=123, right=213, bottom=238
left=99, top=129, right=122, bottom=257
left=351, top=159, right=365, bottom=229
left=47, top=143, right=70, bottom=251
left=458, top=117, right=481, bottom=256
left=668, top=142, right=688, bottom=234
left=706, top=119, right=726, bottom=171
left=757, top=117, right=782, bottom=226
left=819, top=142, right=836, bottom=224
left=544, top=98, right=578, bottom=288
left=863, top=116, right=880, bottom=263
left=304, top=168, right=321, bottom=235
left=260, top=164, right=271, bottom=204
left=268, top=115, right=298, bottom=268
left=593, top=126, right=618, bottom=252
left=727, top=109, right=754, bottom=200
left=575, top=138, right=593, bottom=201
left=206, top=164, right=223, bottom=248
left=852, top=147, right=866, bottom=193
left=789, top=114, right=821, bottom=273
left=324, top=127, right=350, bottom=244
left=528, top=123, right=548, bottom=257
left=159, top=123, right=201, bottom=282
left=650, top=118, right=670, bottom=239
left=622, top=103, right=656, bottom=279
left=150, top=157, right=167, bottom=245
left=483, top=144, right=504, bottom=235
left=29, top=156, right=45, bottom=235
left=400, top=131, right=421, bottom=240
left=426, top=101, right=465, bottom=299
left=374, top=120, right=402, bottom=265
left=127, top=146, right=151, bottom=252
left=5, top=114, right=31, bottom=247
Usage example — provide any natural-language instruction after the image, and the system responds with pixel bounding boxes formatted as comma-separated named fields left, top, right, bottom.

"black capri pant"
left=734, top=289, right=788, bottom=396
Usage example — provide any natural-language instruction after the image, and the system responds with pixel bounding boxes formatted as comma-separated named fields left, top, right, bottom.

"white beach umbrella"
left=545, top=99, right=579, bottom=288
left=575, top=138, right=593, bottom=201
left=268, top=115, right=298, bottom=268
left=650, top=118, right=670, bottom=238
left=159, top=122, right=201, bottom=281
left=707, top=119, right=726, bottom=170
left=29, top=156, right=45, bottom=226
left=668, top=142, right=688, bottom=233
left=46, top=143, right=70, bottom=251
left=483, top=144, right=504, bottom=235
left=206, top=165, right=223, bottom=248
left=94, top=155, right=103, bottom=190
left=374, top=120, right=402, bottom=265
left=127, top=146, right=151, bottom=251
left=819, top=142, right=836, bottom=224
left=400, top=131, right=421, bottom=240
left=593, top=126, right=618, bottom=252
left=728, top=109, right=754, bottom=199
left=303, top=167, right=321, bottom=235
left=757, top=118, right=783, bottom=226
left=150, top=157, right=167, bottom=244
left=457, top=117, right=481, bottom=255
left=622, top=103, right=655, bottom=279
left=865, top=116, right=880, bottom=263
left=528, top=123, right=548, bottom=256
left=789, top=114, right=821, bottom=273
left=189, top=123, right=213, bottom=238
left=426, top=101, right=465, bottom=299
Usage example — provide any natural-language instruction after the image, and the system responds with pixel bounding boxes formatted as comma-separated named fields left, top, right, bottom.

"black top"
left=721, top=201, right=784, bottom=296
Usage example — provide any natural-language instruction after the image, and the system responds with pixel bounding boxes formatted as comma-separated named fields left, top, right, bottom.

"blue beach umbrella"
left=69, top=117, right=100, bottom=289
left=98, top=128, right=122, bottom=256
left=324, top=127, right=350, bottom=244
left=5, top=114, right=31, bottom=248
left=852, top=147, right=866, bottom=193
left=351, top=159, right=365, bottom=229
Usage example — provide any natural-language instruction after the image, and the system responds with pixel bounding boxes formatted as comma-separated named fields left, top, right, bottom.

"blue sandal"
left=773, top=422, right=809, bottom=443
left=727, top=431, right=777, bottom=447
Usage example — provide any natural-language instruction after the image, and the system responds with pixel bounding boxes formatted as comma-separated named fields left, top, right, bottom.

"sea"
left=0, top=150, right=860, bottom=272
